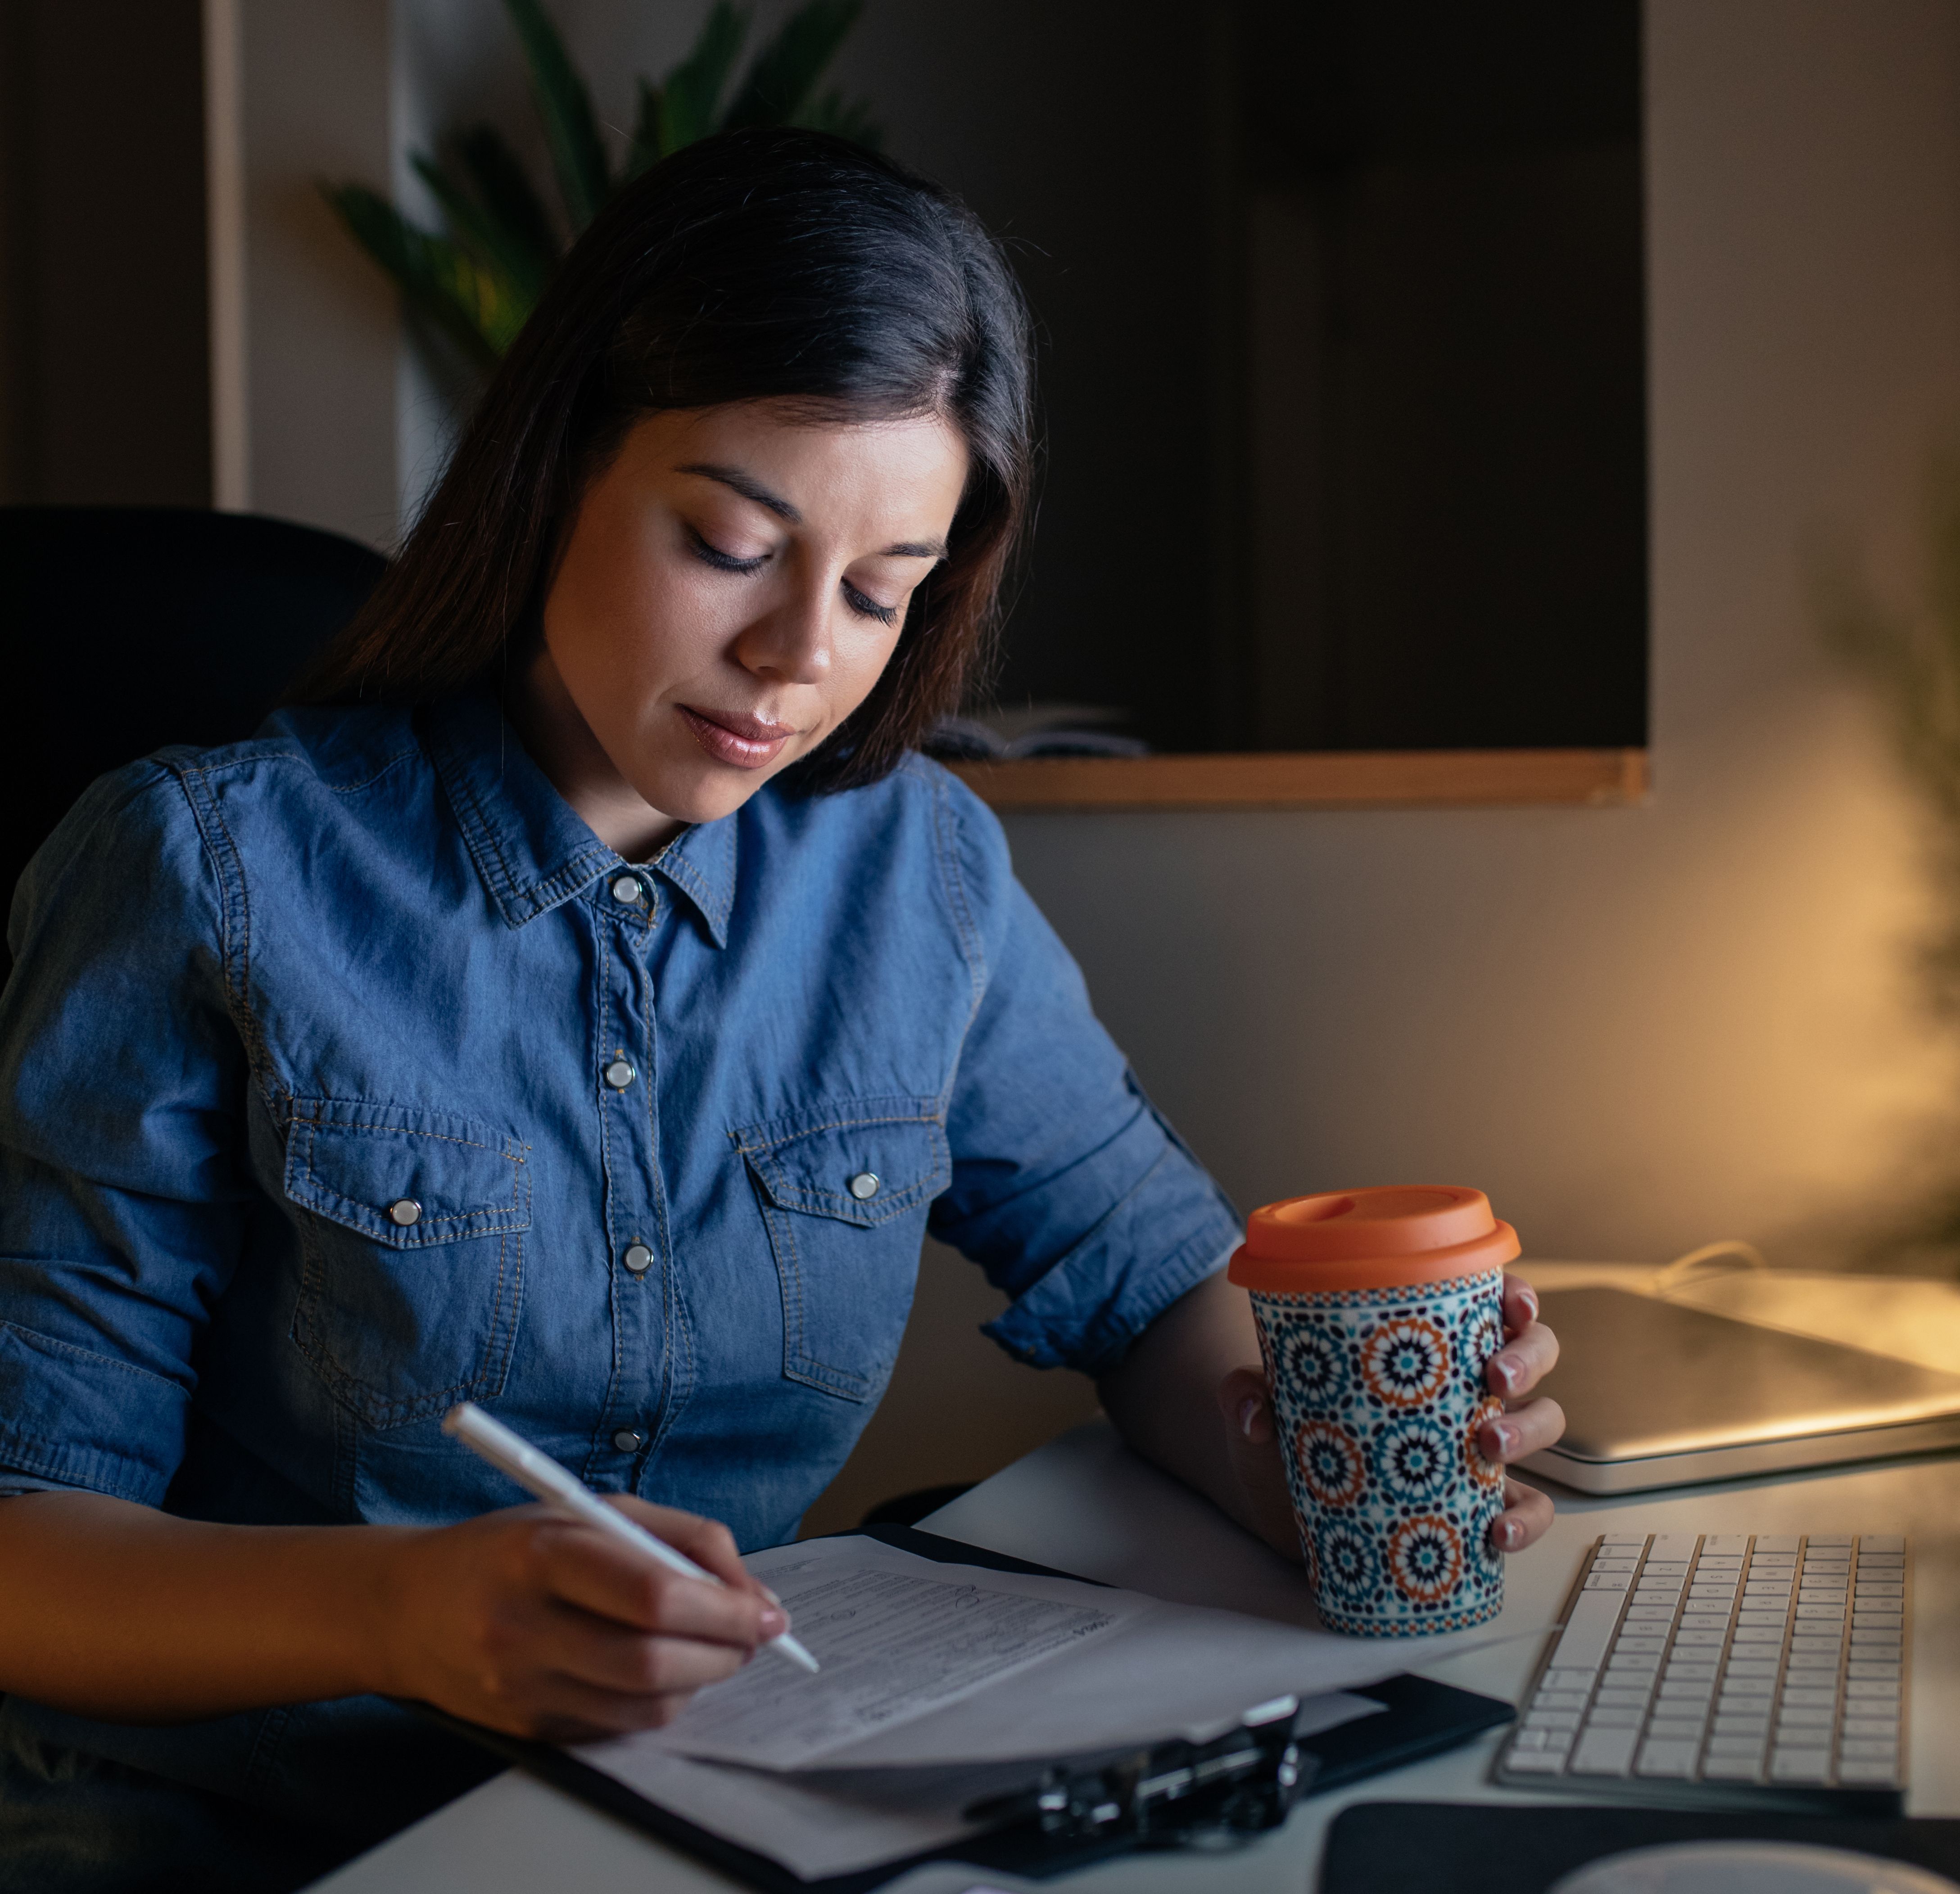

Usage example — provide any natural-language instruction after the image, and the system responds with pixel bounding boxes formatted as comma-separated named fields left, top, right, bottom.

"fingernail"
left=762, top=1587, right=783, bottom=1609
left=1492, top=1421, right=1517, bottom=1456
left=1237, top=1396, right=1262, bottom=1438
left=760, top=1607, right=788, bottom=1638
left=1490, top=1355, right=1519, bottom=1393
left=1498, top=1518, right=1521, bottom=1550
left=1519, top=1286, right=1538, bottom=1322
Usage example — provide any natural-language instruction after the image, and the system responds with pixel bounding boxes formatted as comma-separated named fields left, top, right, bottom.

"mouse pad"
left=1322, top=1803, right=1960, bottom=1892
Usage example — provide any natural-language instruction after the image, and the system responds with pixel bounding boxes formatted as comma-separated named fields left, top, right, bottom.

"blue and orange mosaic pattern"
left=1252, top=1269, right=1506, bottom=1635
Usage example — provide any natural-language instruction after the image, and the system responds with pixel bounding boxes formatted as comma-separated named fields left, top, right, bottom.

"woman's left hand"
left=1215, top=1272, right=1565, bottom=1559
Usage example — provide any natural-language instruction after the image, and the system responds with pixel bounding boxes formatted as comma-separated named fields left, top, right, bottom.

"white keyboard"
left=1494, top=1532, right=1909, bottom=1808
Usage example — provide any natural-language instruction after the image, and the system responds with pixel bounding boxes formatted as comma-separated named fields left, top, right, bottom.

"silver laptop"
left=1519, top=1286, right=1960, bottom=1493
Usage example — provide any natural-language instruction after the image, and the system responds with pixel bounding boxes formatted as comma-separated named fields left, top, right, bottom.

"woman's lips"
left=677, top=705, right=795, bottom=770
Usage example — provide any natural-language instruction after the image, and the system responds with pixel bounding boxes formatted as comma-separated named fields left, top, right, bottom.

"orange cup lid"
left=1227, top=1185, right=1519, bottom=1293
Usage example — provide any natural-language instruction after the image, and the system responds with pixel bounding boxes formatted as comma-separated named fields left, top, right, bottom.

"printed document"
left=582, top=1534, right=1419, bottom=1773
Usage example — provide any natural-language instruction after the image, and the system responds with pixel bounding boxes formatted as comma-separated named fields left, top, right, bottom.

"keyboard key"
left=1544, top=1668, right=1596, bottom=1690
left=1808, top=1535, right=1854, bottom=1547
left=1858, top=1535, right=1906, bottom=1552
left=1841, top=1761, right=1902, bottom=1785
left=1533, top=1690, right=1590, bottom=1710
left=1844, top=1716, right=1901, bottom=1739
left=1777, top=1707, right=1833, bottom=1727
left=1550, top=1589, right=1626, bottom=1670
left=1584, top=1573, right=1632, bottom=1591
left=1636, top=1739, right=1701, bottom=1776
left=1781, top=1687, right=1837, bottom=1708
left=1647, top=1718, right=1708, bottom=1741
left=1712, top=1715, right=1770, bottom=1736
left=1672, top=1630, right=1725, bottom=1647
left=1754, top=1536, right=1801, bottom=1552
left=1506, top=1749, right=1570, bottom=1773
left=1770, top=1748, right=1832, bottom=1782
left=1840, top=1739, right=1900, bottom=1760
left=1703, top=1536, right=1749, bottom=1553
left=1593, top=1688, right=1649, bottom=1708
left=1524, top=1709, right=1581, bottom=1731
left=1569, top=1728, right=1639, bottom=1775
left=1616, top=1636, right=1670, bottom=1653
left=1846, top=1680, right=1901, bottom=1700
left=1584, top=1708, right=1643, bottom=1729
left=1703, top=1756, right=1763, bottom=1781
left=1848, top=1663, right=1902, bottom=1680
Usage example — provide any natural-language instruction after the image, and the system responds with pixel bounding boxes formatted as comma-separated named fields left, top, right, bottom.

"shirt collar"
left=425, top=693, right=735, bottom=946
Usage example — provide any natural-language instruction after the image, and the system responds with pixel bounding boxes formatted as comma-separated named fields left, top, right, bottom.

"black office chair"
left=1, top=506, right=388, bottom=972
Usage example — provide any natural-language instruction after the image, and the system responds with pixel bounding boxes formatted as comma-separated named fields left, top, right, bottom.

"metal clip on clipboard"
left=960, top=1693, right=1318, bottom=1854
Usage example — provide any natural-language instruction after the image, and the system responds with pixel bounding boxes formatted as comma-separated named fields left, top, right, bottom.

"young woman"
left=0, top=131, right=1564, bottom=1891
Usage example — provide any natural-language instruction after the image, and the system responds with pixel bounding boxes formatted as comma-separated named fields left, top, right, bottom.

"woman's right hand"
left=371, top=1497, right=787, bottom=1741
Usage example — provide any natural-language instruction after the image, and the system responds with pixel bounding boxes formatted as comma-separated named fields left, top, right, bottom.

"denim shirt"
left=0, top=692, right=1238, bottom=1837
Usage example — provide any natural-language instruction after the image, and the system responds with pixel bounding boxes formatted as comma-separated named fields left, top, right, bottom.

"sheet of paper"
left=578, top=1691, right=1384, bottom=1880
left=614, top=1536, right=1421, bottom=1772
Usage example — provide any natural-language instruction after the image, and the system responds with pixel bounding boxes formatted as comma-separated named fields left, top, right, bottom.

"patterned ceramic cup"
left=1227, top=1186, right=1520, bottom=1636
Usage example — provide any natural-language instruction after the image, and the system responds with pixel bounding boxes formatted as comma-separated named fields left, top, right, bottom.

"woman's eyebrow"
left=679, top=461, right=946, bottom=560
left=677, top=462, right=801, bottom=523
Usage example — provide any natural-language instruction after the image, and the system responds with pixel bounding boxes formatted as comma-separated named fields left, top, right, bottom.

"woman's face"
left=517, top=402, right=969, bottom=858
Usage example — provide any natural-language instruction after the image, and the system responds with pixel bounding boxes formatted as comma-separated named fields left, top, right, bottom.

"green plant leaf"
left=321, top=182, right=519, bottom=370
left=796, top=86, right=882, bottom=149
left=659, top=2, right=748, bottom=156
left=720, top=0, right=862, bottom=131
left=454, top=123, right=563, bottom=278
left=500, top=0, right=611, bottom=229
left=627, top=77, right=666, bottom=180
left=412, top=147, right=553, bottom=307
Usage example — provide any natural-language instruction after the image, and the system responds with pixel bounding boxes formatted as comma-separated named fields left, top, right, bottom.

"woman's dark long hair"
left=292, top=128, right=1034, bottom=792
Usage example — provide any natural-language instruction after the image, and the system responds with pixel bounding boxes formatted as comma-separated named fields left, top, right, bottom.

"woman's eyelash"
left=687, top=529, right=768, bottom=574
left=843, top=583, right=898, bottom=626
left=690, top=529, right=896, bottom=625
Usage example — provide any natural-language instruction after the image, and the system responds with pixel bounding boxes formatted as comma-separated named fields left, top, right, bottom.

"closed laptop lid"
left=1534, top=1286, right=1960, bottom=1462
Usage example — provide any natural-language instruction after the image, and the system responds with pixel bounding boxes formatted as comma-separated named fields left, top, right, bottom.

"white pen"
left=441, top=1401, right=819, bottom=1674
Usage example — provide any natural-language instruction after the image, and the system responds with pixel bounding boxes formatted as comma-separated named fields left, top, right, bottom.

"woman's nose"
left=734, top=585, right=832, bottom=685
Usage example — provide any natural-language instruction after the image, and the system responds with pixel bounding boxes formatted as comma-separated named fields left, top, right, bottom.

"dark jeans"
left=0, top=1697, right=498, bottom=1894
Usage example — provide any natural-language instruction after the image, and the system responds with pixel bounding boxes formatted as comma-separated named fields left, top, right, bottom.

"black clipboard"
left=1323, top=1802, right=1960, bottom=1892
left=426, top=1526, right=1516, bottom=1893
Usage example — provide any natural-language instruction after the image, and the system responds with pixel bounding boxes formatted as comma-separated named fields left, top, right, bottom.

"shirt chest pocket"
left=737, top=1103, right=949, bottom=1402
left=283, top=1097, right=530, bottom=1428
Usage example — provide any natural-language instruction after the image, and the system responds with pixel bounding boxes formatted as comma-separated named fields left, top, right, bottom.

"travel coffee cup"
left=1228, top=1186, right=1518, bottom=1635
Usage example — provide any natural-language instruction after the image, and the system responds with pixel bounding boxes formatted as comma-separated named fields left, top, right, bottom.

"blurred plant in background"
left=1820, top=451, right=1960, bottom=1021
left=323, top=0, right=878, bottom=372
left=1818, top=450, right=1960, bottom=1258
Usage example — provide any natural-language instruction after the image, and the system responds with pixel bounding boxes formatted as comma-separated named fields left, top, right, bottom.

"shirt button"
left=848, top=1172, right=880, bottom=1201
left=622, top=1243, right=654, bottom=1274
left=611, top=875, right=642, bottom=904
left=612, top=1428, right=644, bottom=1452
left=604, top=1058, right=636, bottom=1090
left=388, top=1198, right=422, bottom=1227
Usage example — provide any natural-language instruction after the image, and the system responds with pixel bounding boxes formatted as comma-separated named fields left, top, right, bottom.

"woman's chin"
left=630, top=757, right=785, bottom=828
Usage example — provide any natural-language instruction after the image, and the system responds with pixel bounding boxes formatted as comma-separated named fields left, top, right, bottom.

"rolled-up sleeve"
left=927, top=784, right=1241, bottom=1375
left=0, top=763, right=250, bottom=1503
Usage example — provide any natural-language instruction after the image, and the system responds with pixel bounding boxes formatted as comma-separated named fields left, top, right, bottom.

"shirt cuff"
left=984, top=1171, right=1241, bottom=1376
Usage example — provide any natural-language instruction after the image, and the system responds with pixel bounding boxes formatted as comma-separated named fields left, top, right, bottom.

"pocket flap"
left=738, top=1104, right=949, bottom=1228
left=284, top=1098, right=531, bottom=1248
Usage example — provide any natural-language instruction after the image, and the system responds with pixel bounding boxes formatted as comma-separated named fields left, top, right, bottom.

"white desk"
left=313, top=1266, right=1960, bottom=1892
